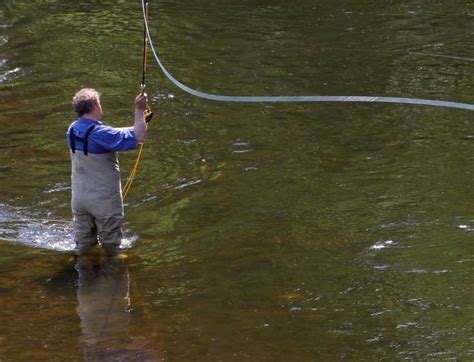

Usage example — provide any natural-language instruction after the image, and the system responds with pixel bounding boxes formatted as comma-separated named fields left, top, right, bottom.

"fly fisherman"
left=67, top=88, right=148, bottom=257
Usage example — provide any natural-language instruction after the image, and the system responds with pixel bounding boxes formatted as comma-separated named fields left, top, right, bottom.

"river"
left=0, top=0, right=473, bottom=360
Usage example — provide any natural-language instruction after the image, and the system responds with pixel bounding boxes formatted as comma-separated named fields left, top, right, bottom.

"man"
left=67, top=88, right=148, bottom=257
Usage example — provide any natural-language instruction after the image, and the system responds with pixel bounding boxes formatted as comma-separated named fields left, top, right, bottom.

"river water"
left=1, top=0, right=473, bottom=360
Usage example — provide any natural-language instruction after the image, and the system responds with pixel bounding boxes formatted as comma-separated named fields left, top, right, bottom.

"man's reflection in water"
left=75, top=251, right=162, bottom=361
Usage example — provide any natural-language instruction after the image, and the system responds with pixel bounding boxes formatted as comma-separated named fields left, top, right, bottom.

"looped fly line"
left=141, top=0, right=473, bottom=111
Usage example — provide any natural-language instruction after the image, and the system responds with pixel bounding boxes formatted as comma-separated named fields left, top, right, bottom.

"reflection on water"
left=76, top=251, right=162, bottom=361
left=76, top=255, right=131, bottom=358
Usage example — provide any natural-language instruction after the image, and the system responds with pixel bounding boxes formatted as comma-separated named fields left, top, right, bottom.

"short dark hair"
left=72, top=88, right=100, bottom=117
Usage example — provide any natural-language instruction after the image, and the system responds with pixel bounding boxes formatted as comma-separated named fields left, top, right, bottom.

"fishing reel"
left=144, top=109, right=154, bottom=123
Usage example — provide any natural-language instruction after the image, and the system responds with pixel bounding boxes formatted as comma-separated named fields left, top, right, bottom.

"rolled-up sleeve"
left=93, top=126, right=137, bottom=152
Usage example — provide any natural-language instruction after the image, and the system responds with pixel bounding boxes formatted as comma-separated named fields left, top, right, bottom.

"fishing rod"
left=122, top=0, right=154, bottom=200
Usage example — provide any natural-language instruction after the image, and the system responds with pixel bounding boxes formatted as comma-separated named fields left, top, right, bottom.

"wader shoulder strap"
left=69, top=124, right=96, bottom=156
left=69, top=127, right=76, bottom=154
left=82, top=125, right=96, bottom=156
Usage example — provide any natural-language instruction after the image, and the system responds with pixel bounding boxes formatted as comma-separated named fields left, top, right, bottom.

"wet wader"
left=69, top=125, right=124, bottom=256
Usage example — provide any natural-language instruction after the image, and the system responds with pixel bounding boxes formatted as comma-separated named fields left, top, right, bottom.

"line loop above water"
left=141, top=0, right=474, bottom=111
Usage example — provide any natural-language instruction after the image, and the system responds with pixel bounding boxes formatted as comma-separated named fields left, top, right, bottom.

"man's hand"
left=134, top=93, right=148, bottom=142
left=135, top=93, right=148, bottom=112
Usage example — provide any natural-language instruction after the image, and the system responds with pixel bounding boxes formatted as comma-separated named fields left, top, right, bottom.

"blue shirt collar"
left=78, top=117, right=103, bottom=125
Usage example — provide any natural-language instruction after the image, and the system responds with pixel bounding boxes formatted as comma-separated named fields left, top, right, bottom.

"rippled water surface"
left=1, top=0, right=473, bottom=360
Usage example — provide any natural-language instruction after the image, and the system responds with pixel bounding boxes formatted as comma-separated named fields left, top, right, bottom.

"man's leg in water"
left=96, top=216, right=123, bottom=256
left=73, top=211, right=98, bottom=256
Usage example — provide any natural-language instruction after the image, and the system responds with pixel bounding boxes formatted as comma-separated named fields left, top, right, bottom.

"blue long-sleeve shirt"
left=66, top=118, right=137, bottom=154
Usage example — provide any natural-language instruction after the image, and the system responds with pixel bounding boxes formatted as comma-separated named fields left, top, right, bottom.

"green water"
left=1, top=0, right=473, bottom=360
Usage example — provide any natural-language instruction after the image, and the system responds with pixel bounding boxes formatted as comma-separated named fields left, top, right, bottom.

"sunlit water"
left=0, top=0, right=473, bottom=360
left=0, top=203, right=137, bottom=251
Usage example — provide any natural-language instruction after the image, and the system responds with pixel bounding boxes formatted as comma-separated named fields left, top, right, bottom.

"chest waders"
left=69, top=124, right=124, bottom=257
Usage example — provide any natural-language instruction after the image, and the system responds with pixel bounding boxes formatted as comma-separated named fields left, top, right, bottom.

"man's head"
left=72, top=88, right=102, bottom=118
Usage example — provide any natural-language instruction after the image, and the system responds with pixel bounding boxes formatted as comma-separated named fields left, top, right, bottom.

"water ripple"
left=369, top=239, right=396, bottom=250
left=0, top=205, right=74, bottom=251
left=0, top=204, right=136, bottom=251
left=175, top=178, right=202, bottom=190
left=232, top=139, right=254, bottom=154
left=0, top=66, right=22, bottom=83
left=459, top=224, right=473, bottom=232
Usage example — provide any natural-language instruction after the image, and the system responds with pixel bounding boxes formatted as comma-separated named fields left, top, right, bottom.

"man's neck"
left=81, top=112, right=101, bottom=121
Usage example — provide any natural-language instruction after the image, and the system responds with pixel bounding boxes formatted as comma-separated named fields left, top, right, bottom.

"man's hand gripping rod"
left=141, top=85, right=153, bottom=124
